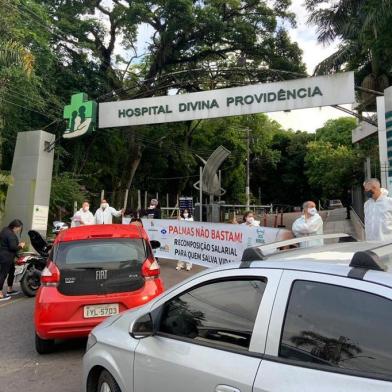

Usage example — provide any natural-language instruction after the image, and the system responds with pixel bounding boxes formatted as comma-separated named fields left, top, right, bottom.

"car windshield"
left=54, top=238, right=147, bottom=265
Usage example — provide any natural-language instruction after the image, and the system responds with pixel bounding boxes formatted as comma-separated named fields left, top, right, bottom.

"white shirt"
left=180, top=216, right=194, bottom=221
left=71, top=208, right=95, bottom=227
left=364, top=190, right=392, bottom=241
left=94, top=206, right=122, bottom=224
left=292, top=213, right=324, bottom=248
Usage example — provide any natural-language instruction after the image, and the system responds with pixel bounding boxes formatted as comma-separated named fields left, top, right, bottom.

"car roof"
left=55, top=224, right=147, bottom=243
left=236, top=240, right=392, bottom=289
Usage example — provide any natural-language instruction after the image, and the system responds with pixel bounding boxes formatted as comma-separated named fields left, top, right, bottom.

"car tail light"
left=41, top=261, right=60, bottom=287
left=141, top=257, right=160, bottom=279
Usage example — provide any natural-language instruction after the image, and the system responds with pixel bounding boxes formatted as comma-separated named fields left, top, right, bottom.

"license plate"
left=83, top=304, right=119, bottom=319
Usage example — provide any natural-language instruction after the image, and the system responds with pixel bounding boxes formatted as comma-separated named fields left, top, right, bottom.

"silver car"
left=83, top=238, right=392, bottom=392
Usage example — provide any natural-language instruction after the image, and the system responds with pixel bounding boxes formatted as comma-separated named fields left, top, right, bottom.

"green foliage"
left=305, top=0, right=392, bottom=109
left=49, top=174, right=87, bottom=220
left=304, top=117, right=371, bottom=200
left=305, top=141, right=360, bottom=199
left=0, top=172, right=13, bottom=213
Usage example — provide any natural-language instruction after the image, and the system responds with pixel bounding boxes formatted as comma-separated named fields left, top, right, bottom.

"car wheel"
left=97, top=370, right=121, bottom=392
left=35, top=333, right=55, bottom=354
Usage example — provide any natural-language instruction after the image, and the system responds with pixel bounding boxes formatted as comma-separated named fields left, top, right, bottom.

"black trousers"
left=7, top=263, right=15, bottom=287
left=0, top=262, right=11, bottom=291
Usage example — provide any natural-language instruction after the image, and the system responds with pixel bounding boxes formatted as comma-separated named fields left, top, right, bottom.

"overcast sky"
left=131, top=0, right=352, bottom=133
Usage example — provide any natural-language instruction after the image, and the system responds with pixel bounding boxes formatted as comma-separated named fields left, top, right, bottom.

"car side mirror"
left=129, top=313, right=154, bottom=339
left=150, top=240, right=161, bottom=250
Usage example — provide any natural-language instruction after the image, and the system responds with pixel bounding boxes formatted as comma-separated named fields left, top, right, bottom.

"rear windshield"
left=54, top=238, right=147, bottom=265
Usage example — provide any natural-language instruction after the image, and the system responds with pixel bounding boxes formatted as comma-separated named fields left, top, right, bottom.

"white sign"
left=99, top=72, right=355, bottom=128
left=31, top=205, right=49, bottom=231
left=124, top=219, right=292, bottom=267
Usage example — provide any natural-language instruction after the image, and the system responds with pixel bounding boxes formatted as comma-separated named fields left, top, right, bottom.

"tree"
left=304, top=117, right=373, bottom=201
left=305, top=0, right=392, bottom=109
left=37, top=0, right=305, bottom=195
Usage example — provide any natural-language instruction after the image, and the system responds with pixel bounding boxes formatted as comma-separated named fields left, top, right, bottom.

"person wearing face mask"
left=71, top=201, right=95, bottom=227
left=94, top=199, right=124, bottom=224
left=363, top=178, right=392, bottom=241
left=145, top=199, right=161, bottom=219
left=0, top=220, right=25, bottom=301
left=176, top=209, right=194, bottom=271
left=242, top=211, right=260, bottom=227
left=292, top=201, right=324, bottom=248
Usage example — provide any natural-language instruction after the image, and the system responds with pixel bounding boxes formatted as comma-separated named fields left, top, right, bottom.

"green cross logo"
left=63, top=93, right=97, bottom=139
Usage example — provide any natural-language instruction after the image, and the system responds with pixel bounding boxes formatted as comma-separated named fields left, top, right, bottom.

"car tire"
left=35, top=333, right=55, bottom=354
left=97, top=370, right=121, bottom=392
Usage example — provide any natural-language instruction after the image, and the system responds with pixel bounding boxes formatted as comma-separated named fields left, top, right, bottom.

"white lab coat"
left=364, top=189, right=392, bottom=241
left=94, top=206, right=122, bottom=224
left=292, top=213, right=324, bottom=248
left=71, top=208, right=95, bottom=227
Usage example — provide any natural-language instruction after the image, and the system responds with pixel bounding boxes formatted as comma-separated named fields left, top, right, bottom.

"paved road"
left=0, top=260, right=204, bottom=392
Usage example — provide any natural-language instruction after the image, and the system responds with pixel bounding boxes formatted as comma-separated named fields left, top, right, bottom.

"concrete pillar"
left=3, top=130, right=55, bottom=240
left=377, top=96, right=389, bottom=190
left=384, top=87, right=392, bottom=192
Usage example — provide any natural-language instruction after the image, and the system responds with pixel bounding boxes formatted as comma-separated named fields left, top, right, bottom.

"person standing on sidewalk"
left=0, top=220, right=25, bottom=301
left=292, top=201, right=324, bottom=248
left=363, top=178, right=392, bottom=241
left=176, top=209, right=194, bottom=271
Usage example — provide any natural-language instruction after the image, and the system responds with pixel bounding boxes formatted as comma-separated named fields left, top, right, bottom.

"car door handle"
left=216, top=385, right=241, bottom=392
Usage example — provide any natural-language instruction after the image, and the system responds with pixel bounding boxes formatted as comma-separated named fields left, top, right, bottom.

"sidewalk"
left=324, top=208, right=364, bottom=239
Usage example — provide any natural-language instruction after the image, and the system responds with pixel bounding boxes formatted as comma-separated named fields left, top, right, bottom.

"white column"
left=383, top=87, right=392, bottom=192
left=377, top=96, right=388, bottom=189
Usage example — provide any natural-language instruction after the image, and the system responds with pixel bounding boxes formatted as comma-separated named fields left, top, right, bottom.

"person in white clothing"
left=94, top=199, right=123, bottom=224
left=292, top=201, right=324, bottom=248
left=71, top=202, right=95, bottom=227
left=242, top=211, right=260, bottom=227
left=363, top=178, right=392, bottom=241
left=176, top=209, right=194, bottom=272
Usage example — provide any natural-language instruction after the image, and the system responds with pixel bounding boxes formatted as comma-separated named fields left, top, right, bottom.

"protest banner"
left=123, top=218, right=292, bottom=267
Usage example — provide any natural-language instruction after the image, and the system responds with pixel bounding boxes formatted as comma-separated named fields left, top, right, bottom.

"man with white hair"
left=363, top=178, right=392, bottom=241
left=145, top=198, right=161, bottom=219
left=292, top=201, right=324, bottom=248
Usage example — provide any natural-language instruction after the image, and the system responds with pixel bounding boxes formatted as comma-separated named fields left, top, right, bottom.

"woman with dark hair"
left=0, top=219, right=25, bottom=301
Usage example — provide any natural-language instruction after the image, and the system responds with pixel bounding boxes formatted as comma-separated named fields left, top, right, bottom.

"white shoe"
left=176, top=266, right=182, bottom=271
left=186, top=265, right=192, bottom=271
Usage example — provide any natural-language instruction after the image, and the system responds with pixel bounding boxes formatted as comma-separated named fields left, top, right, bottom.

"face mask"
left=183, top=213, right=189, bottom=218
left=149, top=205, right=156, bottom=209
left=101, top=203, right=108, bottom=209
left=246, top=217, right=255, bottom=224
left=83, top=206, right=89, bottom=212
left=366, top=190, right=374, bottom=199
left=308, top=207, right=317, bottom=216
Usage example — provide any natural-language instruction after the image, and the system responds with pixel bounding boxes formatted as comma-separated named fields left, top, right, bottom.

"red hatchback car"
left=34, top=224, right=164, bottom=354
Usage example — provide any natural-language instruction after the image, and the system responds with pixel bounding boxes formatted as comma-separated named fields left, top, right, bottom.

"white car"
left=83, top=235, right=392, bottom=392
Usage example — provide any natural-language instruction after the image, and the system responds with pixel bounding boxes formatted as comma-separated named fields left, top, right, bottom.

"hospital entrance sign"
left=98, top=72, right=355, bottom=128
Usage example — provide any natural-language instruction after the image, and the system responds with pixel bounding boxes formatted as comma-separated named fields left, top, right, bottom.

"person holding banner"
left=242, top=211, right=260, bottom=227
left=176, top=209, right=194, bottom=271
left=146, top=199, right=161, bottom=219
